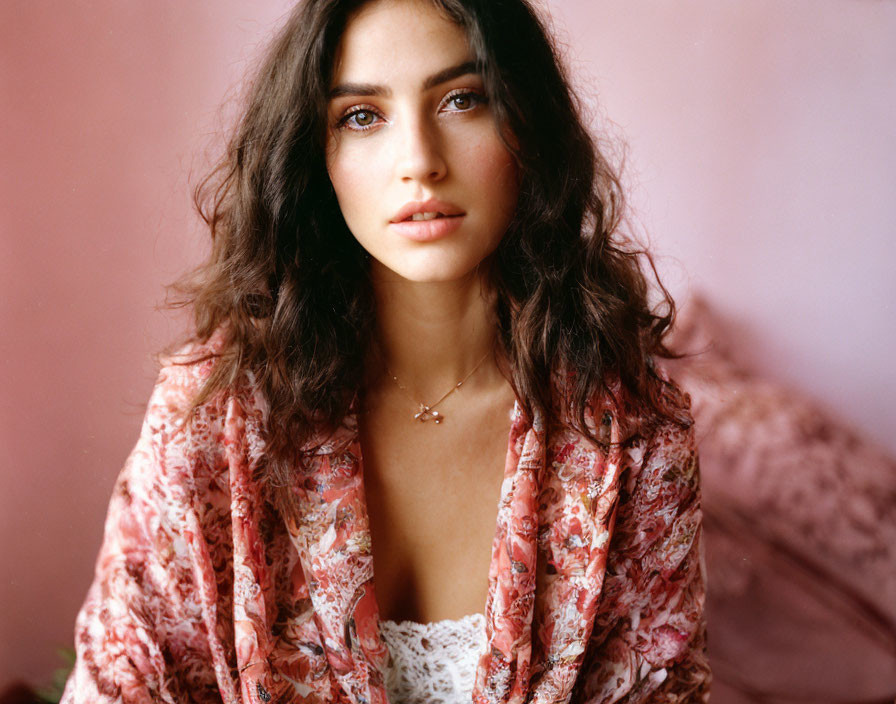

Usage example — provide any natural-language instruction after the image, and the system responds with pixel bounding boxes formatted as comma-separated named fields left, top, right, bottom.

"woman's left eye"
left=442, top=90, right=486, bottom=112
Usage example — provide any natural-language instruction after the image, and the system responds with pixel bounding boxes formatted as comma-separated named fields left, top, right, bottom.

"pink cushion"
left=662, top=294, right=896, bottom=701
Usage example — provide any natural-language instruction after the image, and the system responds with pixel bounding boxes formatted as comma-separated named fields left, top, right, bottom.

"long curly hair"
left=171, top=0, right=688, bottom=504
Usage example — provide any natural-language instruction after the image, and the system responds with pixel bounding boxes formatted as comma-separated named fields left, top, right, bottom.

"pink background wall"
left=2, top=0, right=894, bottom=690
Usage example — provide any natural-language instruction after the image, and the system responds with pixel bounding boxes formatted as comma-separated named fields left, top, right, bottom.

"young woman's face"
left=325, top=0, right=520, bottom=285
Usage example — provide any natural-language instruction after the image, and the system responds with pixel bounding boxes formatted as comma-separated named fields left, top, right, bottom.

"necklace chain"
left=385, top=351, right=490, bottom=424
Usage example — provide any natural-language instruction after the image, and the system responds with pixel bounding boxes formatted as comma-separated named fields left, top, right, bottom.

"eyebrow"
left=328, top=60, right=480, bottom=99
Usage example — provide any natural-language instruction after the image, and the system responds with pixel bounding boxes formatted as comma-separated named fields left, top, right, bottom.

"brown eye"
left=337, top=106, right=383, bottom=132
left=443, top=91, right=486, bottom=113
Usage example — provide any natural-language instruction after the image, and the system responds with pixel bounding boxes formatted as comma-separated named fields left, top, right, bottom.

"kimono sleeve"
left=574, top=413, right=711, bottom=704
left=61, top=363, right=232, bottom=704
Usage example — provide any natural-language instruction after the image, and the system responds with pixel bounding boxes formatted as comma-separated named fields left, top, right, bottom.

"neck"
left=367, top=266, right=503, bottom=401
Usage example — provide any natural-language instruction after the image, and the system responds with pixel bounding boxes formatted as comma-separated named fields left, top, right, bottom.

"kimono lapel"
left=527, top=408, right=624, bottom=703
left=279, top=389, right=624, bottom=704
left=226, top=392, right=279, bottom=704
left=474, top=400, right=546, bottom=703
left=473, top=398, right=625, bottom=704
left=285, top=412, right=391, bottom=704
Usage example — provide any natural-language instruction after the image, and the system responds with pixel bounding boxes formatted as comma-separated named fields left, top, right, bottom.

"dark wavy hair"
left=172, top=0, right=688, bottom=506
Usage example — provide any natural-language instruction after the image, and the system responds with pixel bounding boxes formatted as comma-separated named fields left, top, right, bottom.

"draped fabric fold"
left=288, top=430, right=390, bottom=704
left=278, top=394, right=620, bottom=704
left=62, top=348, right=709, bottom=704
left=475, top=402, right=546, bottom=703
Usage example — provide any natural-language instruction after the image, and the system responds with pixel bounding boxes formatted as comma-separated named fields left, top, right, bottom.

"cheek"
left=326, top=139, right=379, bottom=222
left=465, top=136, right=519, bottom=218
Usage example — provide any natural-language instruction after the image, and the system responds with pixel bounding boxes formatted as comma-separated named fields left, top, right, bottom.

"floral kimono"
left=62, top=341, right=710, bottom=704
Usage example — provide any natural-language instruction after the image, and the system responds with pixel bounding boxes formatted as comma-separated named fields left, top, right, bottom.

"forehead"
left=330, top=0, right=473, bottom=85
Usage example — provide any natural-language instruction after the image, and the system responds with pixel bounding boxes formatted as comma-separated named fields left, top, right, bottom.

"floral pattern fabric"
left=62, top=341, right=710, bottom=704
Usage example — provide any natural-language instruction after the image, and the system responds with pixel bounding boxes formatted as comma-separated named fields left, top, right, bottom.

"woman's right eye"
left=337, top=107, right=383, bottom=132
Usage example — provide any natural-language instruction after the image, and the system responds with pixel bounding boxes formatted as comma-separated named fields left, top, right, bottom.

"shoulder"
left=631, top=373, right=698, bottom=489
left=106, top=335, right=273, bottom=581
left=597, top=370, right=700, bottom=561
left=152, top=331, right=266, bottom=422
left=149, top=344, right=218, bottom=421
left=137, top=332, right=268, bottom=484
left=572, top=363, right=696, bottom=454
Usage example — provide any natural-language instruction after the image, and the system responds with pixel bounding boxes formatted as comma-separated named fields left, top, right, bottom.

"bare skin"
left=325, top=0, right=521, bottom=623
left=359, top=276, right=517, bottom=623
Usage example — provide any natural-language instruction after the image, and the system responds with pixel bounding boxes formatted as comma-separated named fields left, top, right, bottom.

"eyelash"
left=335, top=89, right=487, bottom=133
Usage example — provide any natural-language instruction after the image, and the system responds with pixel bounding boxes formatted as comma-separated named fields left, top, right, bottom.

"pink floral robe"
left=62, top=342, right=710, bottom=704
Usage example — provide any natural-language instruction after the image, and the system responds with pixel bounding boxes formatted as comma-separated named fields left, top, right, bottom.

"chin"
left=371, top=251, right=491, bottom=285
left=385, top=266, right=480, bottom=285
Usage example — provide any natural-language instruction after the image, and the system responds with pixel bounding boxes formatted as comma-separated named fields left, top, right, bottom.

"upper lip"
left=390, top=198, right=465, bottom=223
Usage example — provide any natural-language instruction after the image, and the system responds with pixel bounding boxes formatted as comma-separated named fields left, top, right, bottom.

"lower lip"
left=388, top=215, right=465, bottom=242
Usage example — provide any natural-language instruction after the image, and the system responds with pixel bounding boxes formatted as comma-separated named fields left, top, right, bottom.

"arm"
left=574, top=411, right=711, bottom=704
left=61, top=362, right=234, bottom=704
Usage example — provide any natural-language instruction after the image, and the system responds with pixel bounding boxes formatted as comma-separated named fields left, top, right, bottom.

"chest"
left=358, top=391, right=514, bottom=623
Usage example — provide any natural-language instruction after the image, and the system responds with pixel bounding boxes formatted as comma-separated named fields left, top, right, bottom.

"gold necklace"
left=385, top=351, right=490, bottom=424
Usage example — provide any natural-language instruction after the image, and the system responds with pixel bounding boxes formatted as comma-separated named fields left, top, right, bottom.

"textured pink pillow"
left=663, top=294, right=896, bottom=702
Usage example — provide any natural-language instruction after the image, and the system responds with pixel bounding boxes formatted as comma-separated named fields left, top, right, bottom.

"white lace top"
left=379, top=613, right=486, bottom=704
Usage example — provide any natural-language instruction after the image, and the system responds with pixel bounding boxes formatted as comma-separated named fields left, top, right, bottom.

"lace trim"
left=380, top=613, right=486, bottom=704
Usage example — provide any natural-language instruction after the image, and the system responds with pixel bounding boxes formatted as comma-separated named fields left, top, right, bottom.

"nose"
left=394, top=115, right=447, bottom=183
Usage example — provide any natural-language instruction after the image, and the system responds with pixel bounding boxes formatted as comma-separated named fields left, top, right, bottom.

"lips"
left=390, top=198, right=465, bottom=224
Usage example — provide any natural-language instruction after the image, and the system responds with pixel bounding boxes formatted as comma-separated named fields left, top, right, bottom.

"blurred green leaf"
left=34, top=647, right=76, bottom=704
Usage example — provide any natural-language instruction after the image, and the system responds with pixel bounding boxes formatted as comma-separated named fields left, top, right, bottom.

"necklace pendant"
left=414, top=404, right=443, bottom=424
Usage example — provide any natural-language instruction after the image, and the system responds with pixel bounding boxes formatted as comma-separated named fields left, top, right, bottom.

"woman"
left=63, top=0, right=710, bottom=702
